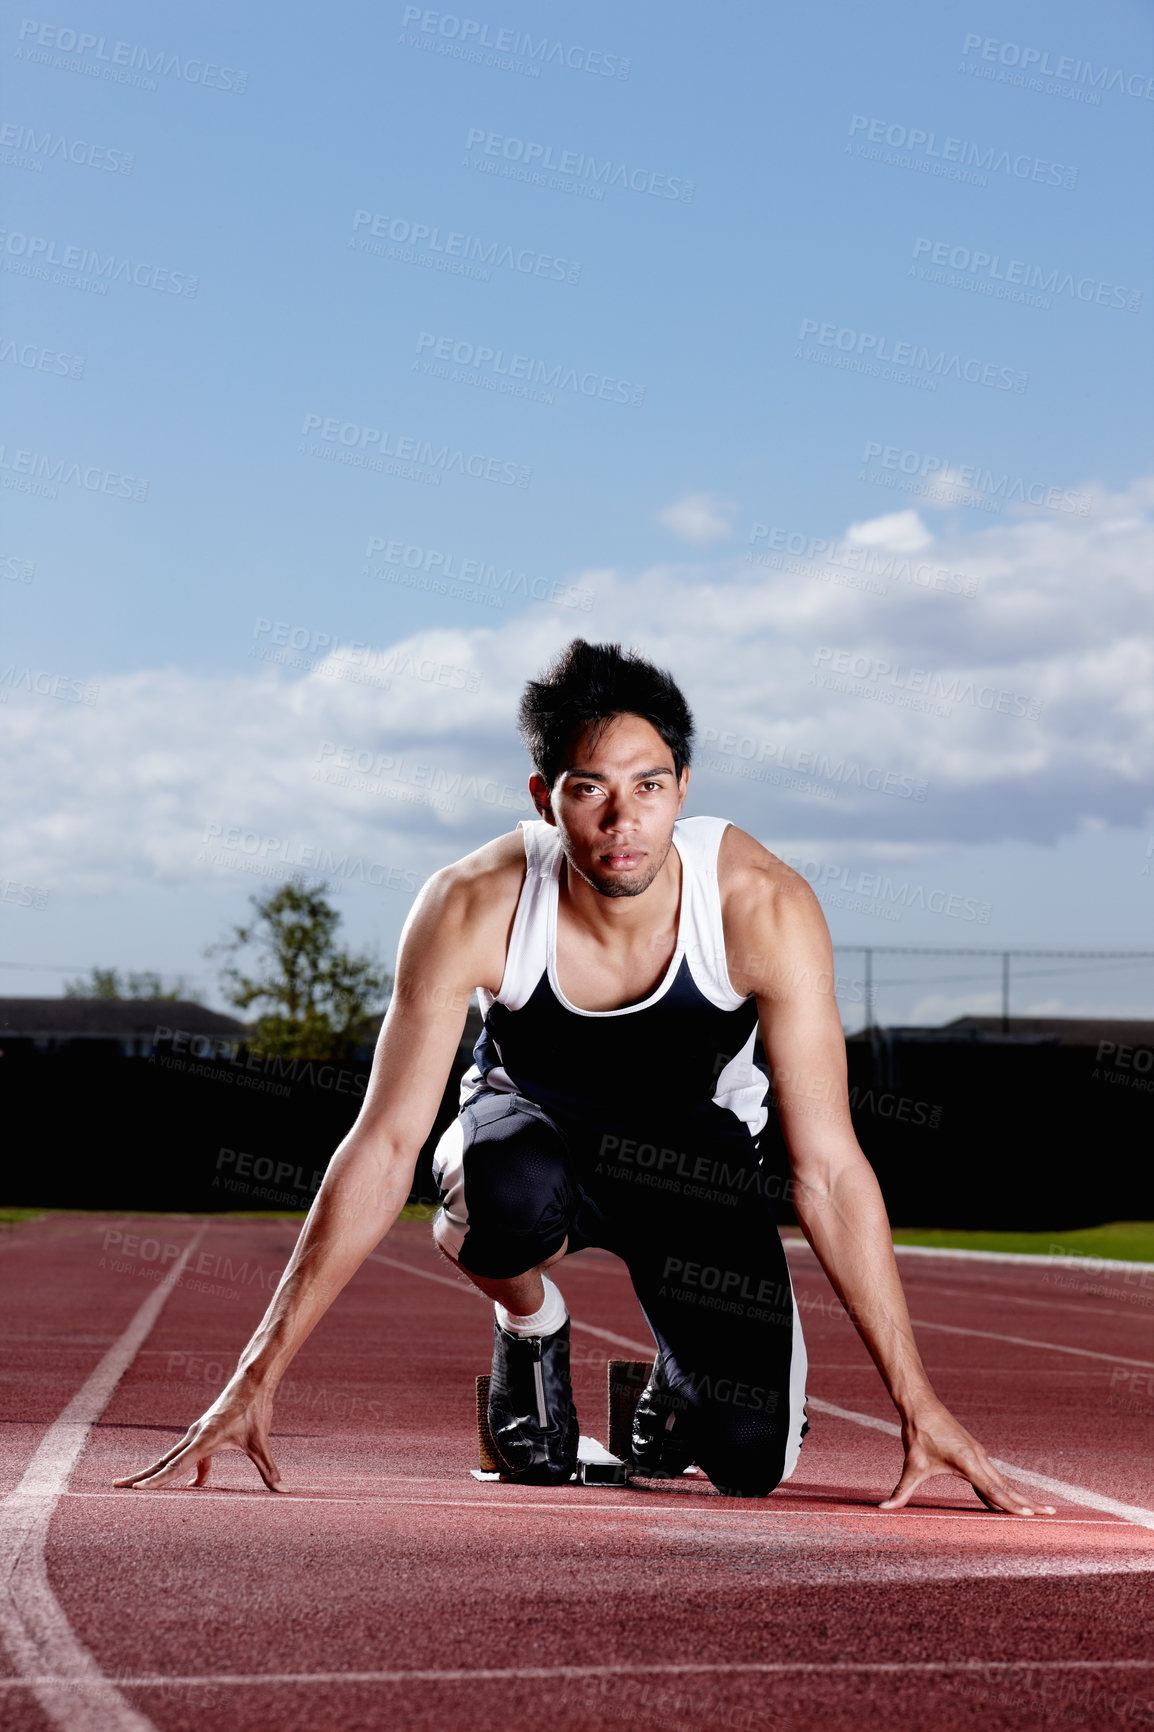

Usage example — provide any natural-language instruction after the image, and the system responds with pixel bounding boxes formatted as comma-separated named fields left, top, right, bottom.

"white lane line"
left=369, top=1252, right=487, bottom=1296
left=786, top=1240, right=1154, bottom=1276
left=890, top=1282, right=1154, bottom=1323
left=0, top=1230, right=205, bottom=1731
left=908, top=1317, right=1154, bottom=1372
left=788, top=1263, right=1154, bottom=1367
left=59, top=1488, right=1149, bottom=1530
left=369, top=1252, right=653, bottom=1354
left=386, top=1242, right=1154, bottom=1371
left=0, top=1658, right=1152, bottom=1688
left=893, top=1243, right=1154, bottom=1275
left=372, top=1250, right=1154, bottom=1535
left=809, top=1398, right=1154, bottom=1533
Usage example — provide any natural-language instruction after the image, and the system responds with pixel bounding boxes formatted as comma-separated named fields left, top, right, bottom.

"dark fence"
left=0, top=1037, right=472, bottom=1215
left=842, top=1031, right=1151, bottom=1229
left=3, top=1030, right=1150, bottom=1229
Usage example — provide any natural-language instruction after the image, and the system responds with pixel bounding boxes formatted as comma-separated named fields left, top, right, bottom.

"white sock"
left=496, top=1273, right=568, bottom=1338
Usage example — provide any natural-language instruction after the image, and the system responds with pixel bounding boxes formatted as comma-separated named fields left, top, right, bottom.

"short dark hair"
left=517, top=639, right=695, bottom=787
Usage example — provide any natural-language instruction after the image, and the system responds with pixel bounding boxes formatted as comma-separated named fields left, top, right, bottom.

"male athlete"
left=119, top=640, right=1051, bottom=1512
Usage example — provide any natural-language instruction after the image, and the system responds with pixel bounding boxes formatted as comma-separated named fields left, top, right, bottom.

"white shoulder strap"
left=492, top=821, right=556, bottom=1010
left=676, top=816, right=745, bottom=1009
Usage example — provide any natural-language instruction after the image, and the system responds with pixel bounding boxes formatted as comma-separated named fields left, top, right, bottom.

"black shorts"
left=432, top=1087, right=808, bottom=1496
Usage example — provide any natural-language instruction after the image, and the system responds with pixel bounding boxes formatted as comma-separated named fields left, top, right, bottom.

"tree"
left=63, top=968, right=194, bottom=1001
left=211, top=879, right=391, bottom=1060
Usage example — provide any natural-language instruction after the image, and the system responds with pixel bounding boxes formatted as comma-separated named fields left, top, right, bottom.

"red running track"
left=2, top=1213, right=1153, bottom=1732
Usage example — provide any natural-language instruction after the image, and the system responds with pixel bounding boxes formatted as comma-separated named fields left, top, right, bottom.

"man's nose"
left=601, top=795, right=639, bottom=830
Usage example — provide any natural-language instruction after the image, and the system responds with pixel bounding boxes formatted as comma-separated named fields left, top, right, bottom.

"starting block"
left=473, top=1359, right=654, bottom=1486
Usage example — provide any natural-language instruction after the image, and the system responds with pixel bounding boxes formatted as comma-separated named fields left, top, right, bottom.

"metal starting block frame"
left=474, top=1358, right=652, bottom=1486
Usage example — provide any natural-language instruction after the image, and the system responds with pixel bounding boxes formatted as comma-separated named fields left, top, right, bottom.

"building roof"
left=848, top=1014, right=1154, bottom=1046
left=0, top=999, right=248, bottom=1039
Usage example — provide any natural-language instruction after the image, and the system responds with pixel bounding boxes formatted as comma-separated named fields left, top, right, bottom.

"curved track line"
left=907, top=1317, right=1154, bottom=1371
left=370, top=1249, right=1154, bottom=1532
left=884, top=1282, right=1153, bottom=1322
left=58, top=1491, right=1137, bottom=1528
left=786, top=1241, right=1154, bottom=1276
left=0, top=1228, right=205, bottom=1732
left=891, top=1244, right=1154, bottom=1276
left=0, top=1658, right=1152, bottom=1688
left=809, top=1399, right=1154, bottom=1532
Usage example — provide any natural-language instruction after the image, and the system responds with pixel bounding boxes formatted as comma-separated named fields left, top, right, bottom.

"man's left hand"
left=880, top=1400, right=1055, bottom=1516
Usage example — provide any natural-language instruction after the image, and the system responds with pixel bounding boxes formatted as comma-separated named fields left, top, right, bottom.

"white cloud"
left=3, top=478, right=1154, bottom=895
left=842, top=509, right=932, bottom=551
left=904, top=992, right=1001, bottom=1025
left=657, top=491, right=737, bottom=544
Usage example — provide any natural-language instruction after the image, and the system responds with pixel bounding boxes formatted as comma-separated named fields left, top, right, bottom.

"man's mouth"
left=600, top=849, right=644, bottom=869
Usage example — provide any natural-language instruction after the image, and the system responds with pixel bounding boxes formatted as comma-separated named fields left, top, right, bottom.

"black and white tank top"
left=461, top=816, right=769, bottom=1140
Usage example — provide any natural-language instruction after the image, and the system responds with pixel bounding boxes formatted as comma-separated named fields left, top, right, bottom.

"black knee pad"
left=692, top=1400, right=791, bottom=1501
left=450, top=1091, right=580, bottom=1279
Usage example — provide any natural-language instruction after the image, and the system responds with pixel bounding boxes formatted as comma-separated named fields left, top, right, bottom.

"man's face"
left=530, top=713, right=689, bottom=899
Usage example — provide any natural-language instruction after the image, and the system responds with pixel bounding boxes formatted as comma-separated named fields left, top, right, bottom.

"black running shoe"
left=629, top=1356, right=695, bottom=1479
left=488, top=1317, right=579, bottom=1486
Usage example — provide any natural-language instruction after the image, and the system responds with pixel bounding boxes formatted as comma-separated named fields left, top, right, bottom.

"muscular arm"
left=116, top=836, right=523, bottom=1490
left=721, top=828, right=1052, bottom=1516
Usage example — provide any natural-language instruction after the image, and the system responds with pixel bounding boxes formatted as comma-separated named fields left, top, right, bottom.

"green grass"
left=891, top=1222, right=1154, bottom=1262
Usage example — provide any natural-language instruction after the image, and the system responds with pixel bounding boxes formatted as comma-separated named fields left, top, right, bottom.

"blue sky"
left=3, top=0, right=1153, bottom=1027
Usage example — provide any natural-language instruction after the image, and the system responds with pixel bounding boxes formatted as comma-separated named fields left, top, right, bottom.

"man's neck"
left=557, top=841, right=682, bottom=951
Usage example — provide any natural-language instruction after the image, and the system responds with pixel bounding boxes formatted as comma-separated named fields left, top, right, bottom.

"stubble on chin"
left=571, top=844, right=670, bottom=901
left=587, top=872, right=654, bottom=900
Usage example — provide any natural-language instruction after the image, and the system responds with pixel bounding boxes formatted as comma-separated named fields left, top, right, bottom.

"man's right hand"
left=113, top=1379, right=282, bottom=1492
